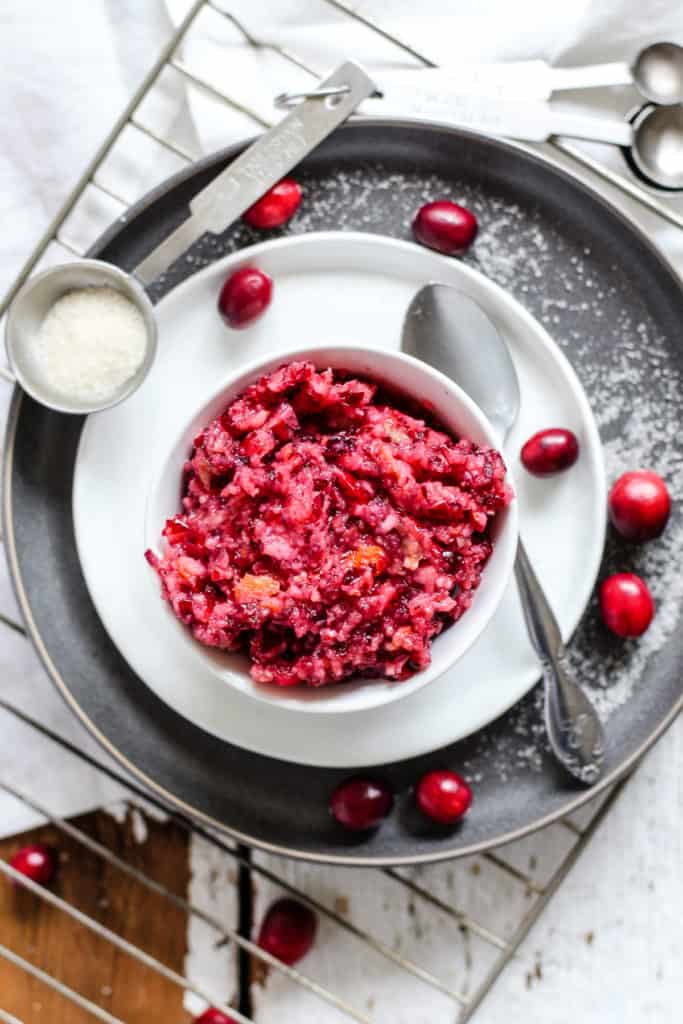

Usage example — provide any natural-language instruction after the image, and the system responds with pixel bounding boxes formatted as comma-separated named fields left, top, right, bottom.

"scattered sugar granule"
left=32, top=286, right=147, bottom=403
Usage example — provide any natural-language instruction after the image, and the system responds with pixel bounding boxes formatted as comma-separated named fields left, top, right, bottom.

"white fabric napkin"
left=2, top=0, right=682, bottom=836
left=165, top=0, right=683, bottom=257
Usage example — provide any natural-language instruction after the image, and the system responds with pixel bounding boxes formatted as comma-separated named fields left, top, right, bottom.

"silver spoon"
left=631, top=42, right=683, bottom=106
left=629, top=103, right=683, bottom=189
left=402, top=284, right=605, bottom=785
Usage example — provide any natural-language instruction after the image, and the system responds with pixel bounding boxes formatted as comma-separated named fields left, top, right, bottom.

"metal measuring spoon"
left=280, top=42, right=683, bottom=107
left=629, top=103, right=683, bottom=190
left=631, top=42, right=683, bottom=106
left=402, top=284, right=605, bottom=785
left=4, top=61, right=377, bottom=414
left=607, top=41, right=683, bottom=191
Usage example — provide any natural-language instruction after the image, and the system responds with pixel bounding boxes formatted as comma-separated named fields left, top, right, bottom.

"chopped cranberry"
left=218, top=268, right=273, bottom=329
left=163, top=516, right=191, bottom=545
left=257, top=898, right=317, bottom=965
left=412, top=201, right=478, bottom=255
left=194, top=1010, right=236, bottom=1024
left=335, top=469, right=371, bottom=504
left=10, top=843, right=56, bottom=885
left=148, top=361, right=510, bottom=688
left=608, top=470, right=670, bottom=542
left=243, top=178, right=302, bottom=229
left=600, top=573, right=654, bottom=637
left=415, top=769, right=472, bottom=824
left=330, top=778, right=393, bottom=831
left=520, top=428, right=579, bottom=476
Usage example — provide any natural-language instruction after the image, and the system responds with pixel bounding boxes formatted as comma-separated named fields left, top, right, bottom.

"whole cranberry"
left=608, top=470, right=670, bottom=542
left=415, top=770, right=472, bottom=825
left=412, top=201, right=478, bottom=255
left=520, top=428, right=579, bottom=476
left=218, top=267, right=272, bottom=328
left=10, top=843, right=56, bottom=885
left=600, top=573, right=654, bottom=637
left=330, top=778, right=393, bottom=831
left=243, top=178, right=302, bottom=229
left=194, top=1009, right=236, bottom=1024
left=258, top=898, right=317, bottom=966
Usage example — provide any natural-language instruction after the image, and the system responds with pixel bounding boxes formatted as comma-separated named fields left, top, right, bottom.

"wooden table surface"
left=0, top=812, right=192, bottom=1022
left=1, top=746, right=681, bottom=1024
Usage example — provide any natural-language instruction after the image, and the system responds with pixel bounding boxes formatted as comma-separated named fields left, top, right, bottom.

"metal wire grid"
left=0, top=695, right=626, bottom=1023
left=0, top=1, right=663, bottom=1019
left=0, top=0, right=681, bottom=327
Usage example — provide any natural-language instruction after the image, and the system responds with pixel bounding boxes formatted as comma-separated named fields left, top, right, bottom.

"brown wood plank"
left=0, top=806, right=193, bottom=1023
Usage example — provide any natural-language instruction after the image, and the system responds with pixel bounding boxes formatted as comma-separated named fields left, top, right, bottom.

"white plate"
left=73, top=232, right=606, bottom=768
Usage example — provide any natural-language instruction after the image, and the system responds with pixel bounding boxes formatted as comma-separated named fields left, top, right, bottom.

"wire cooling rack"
left=0, top=696, right=626, bottom=1023
left=0, top=1, right=669, bottom=1019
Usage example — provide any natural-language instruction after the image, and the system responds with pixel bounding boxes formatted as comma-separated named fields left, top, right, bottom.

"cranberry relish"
left=146, top=361, right=511, bottom=687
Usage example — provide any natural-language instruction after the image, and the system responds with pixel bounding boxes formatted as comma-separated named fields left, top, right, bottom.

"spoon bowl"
left=631, top=42, right=683, bottom=106
left=401, top=285, right=520, bottom=442
left=630, top=104, right=683, bottom=190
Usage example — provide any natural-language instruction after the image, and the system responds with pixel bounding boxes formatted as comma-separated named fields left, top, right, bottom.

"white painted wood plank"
left=0, top=624, right=127, bottom=837
left=250, top=846, right=586, bottom=1023
left=397, top=855, right=531, bottom=945
left=461, top=716, right=683, bottom=1023
left=183, top=833, right=240, bottom=1018
left=487, top=822, right=576, bottom=888
left=250, top=858, right=459, bottom=1023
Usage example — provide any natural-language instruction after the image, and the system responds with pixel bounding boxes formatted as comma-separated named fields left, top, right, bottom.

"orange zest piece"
left=234, top=573, right=280, bottom=603
left=347, top=544, right=388, bottom=573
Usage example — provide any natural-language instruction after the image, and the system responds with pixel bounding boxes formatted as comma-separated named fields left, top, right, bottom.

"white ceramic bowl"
left=145, top=344, right=518, bottom=714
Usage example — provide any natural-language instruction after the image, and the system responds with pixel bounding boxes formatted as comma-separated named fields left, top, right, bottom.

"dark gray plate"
left=4, top=121, right=682, bottom=865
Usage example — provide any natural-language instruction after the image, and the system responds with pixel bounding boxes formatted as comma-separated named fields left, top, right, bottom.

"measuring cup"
left=4, top=61, right=377, bottom=414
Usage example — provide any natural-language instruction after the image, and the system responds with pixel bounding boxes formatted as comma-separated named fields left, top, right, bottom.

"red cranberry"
left=243, top=178, right=302, bottom=229
left=218, top=267, right=272, bottom=329
left=335, top=469, right=371, bottom=505
left=412, top=201, right=478, bottom=255
left=330, top=777, right=393, bottom=831
left=520, top=428, right=579, bottom=477
left=194, top=1010, right=236, bottom=1024
left=608, top=470, right=670, bottom=542
left=10, top=843, right=56, bottom=885
left=257, top=898, right=317, bottom=966
left=415, top=770, right=472, bottom=825
left=600, top=573, right=654, bottom=637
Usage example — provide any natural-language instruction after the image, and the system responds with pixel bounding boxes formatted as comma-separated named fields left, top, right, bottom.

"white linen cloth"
left=0, top=0, right=681, bottom=827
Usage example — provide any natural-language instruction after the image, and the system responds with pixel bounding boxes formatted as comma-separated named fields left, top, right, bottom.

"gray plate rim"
left=3, top=117, right=682, bottom=865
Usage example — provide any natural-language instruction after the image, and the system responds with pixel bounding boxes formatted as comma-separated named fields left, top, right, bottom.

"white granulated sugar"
left=33, top=285, right=146, bottom=402
left=570, top=322, right=683, bottom=723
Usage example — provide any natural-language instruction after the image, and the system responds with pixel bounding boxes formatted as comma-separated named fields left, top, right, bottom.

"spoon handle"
left=514, top=540, right=605, bottom=784
left=133, top=62, right=377, bottom=286
left=548, top=61, right=632, bottom=92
